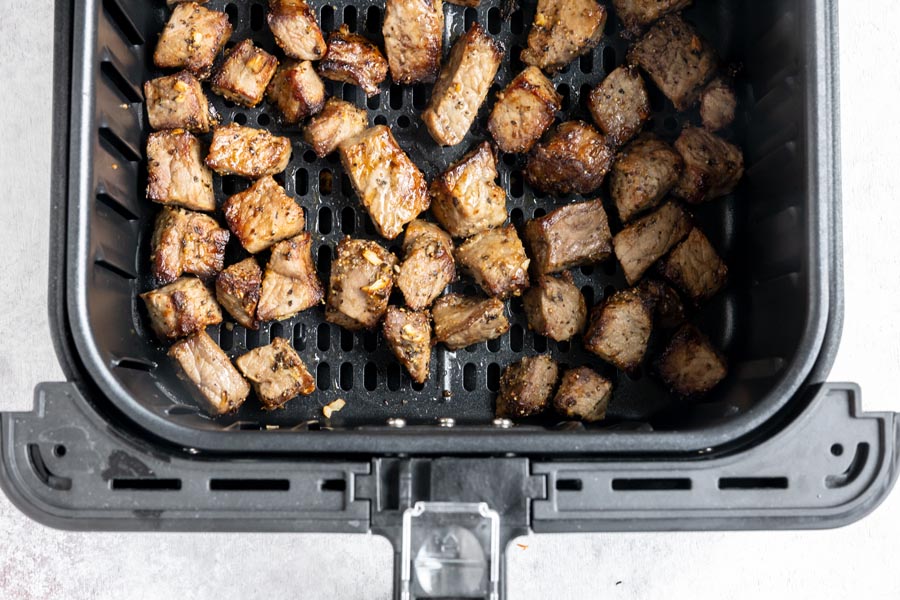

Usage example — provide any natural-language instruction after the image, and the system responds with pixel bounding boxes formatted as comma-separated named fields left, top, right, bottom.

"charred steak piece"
left=216, top=257, right=263, bottom=330
left=588, top=66, right=650, bottom=147
left=257, top=233, right=324, bottom=322
left=610, top=134, right=684, bottom=223
left=496, top=355, right=559, bottom=419
left=382, top=306, right=433, bottom=385
left=524, top=200, right=612, bottom=275
left=700, top=77, right=737, bottom=132
left=638, top=279, right=686, bottom=329
left=325, top=238, right=398, bottom=331
left=266, top=60, right=326, bottom=123
left=430, top=142, right=507, bottom=238
left=612, top=0, right=693, bottom=33
left=612, top=201, right=691, bottom=285
left=142, top=277, right=223, bottom=340
left=267, top=0, right=327, bottom=61
left=553, top=366, right=613, bottom=422
left=303, top=98, right=368, bottom=158
left=169, top=330, right=250, bottom=415
left=456, top=225, right=530, bottom=299
left=151, top=207, right=229, bottom=285
left=144, top=71, right=211, bottom=133
left=488, top=66, right=562, bottom=154
left=432, top=294, right=509, bottom=350
left=206, top=123, right=292, bottom=179
left=154, top=3, right=232, bottom=79
left=525, top=121, right=614, bottom=196
left=584, top=288, right=653, bottom=372
left=211, top=39, right=279, bottom=107
left=146, top=130, right=215, bottom=212
left=657, top=324, right=727, bottom=396
left=236, top=337, right=315, bottom=410
left=383, top=0, right=444, bottom=84
left=658, top=227, right=727, bottom=303
left=521, top=0, right=607, bottom=74
left=317, top=24, right=389, bottom=97
left=672, top=126, right=744, bottom=203
left=222, top=176, right=305, bottom=254
left=523, top=272, right=587, bottom=342
left=397, top=220, right=456, bottom=311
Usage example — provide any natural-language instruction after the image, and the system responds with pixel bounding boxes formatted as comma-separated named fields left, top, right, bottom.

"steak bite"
left=612, top=201, right=691, bottom=284
left=521, top=0, right=607, bottom=74
left=303, top=98, right=368, bottom=158
left=267, top=0, right=327, bottom=61
left=496, top=355, right=559, bottom=419
left=628, top=14, right=717, bottom=111
left=206, top=123, right=292, bottom=179
left=383, top=0, right=444, bottom=85
left=257, top=233, right=324, bottom=322
left=584, top=288, right=653, bottom=372
left=523, top=272, right=587, bottom=342
left=266, top=60, right=326, bottom=123
left=610, top=134, right=684, bottom=223
left=169, top=330, right=250, bottom=415
left=382, top=307, right=433, bottom=385
left=430, top=142, right=507, bottom=238
left=432, top=295, right=510, bottom=350
left=700, top=77, right=737, bottom=132
left=153, top=2, right=232, bottom=80
left=339, top=125, right=429, bottom=240
left=144, top=71, right=211, bottom=133
left=524, top=200, right=612, bottom=275
left=141, top=277, right=223, bottom=340
left=216, top=258, right=263, bottom=330
left=325, top=238, right=398, bottom=331
left=146, top=130, right=215, bottom=212
left=672, top=126, right=744, bottom=203
left=235, top=337, right=315, bottom=410
left=488, top=66, right=562, bottom=154
left=317, top=25, right=389, bottom=97
left=151, top=207, right=229, bottom=285
left=611, top=0, right=693, bottom=33
left=657, top=324, right=727, bottom=396
left=222, top=176, right=305, bottom=254
left=525, top=121, right=614, bottom=196
left=638, top=279, right=685, bottom=329
left=422, top=23, right=504, bottom=146
left=553, top=367, right=612, bottom=422
left=456, top=225, right=531, bottom=299
left=397, top=220, right=456, bottom=311
left=211, top=39, right=279, bottom=108
left=588, top=66, right=650, bottom=147
left=658, top=227, right=727, bottom=303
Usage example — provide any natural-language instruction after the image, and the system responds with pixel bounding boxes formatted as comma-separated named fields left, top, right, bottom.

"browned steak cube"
left=521, top=0, right=607, bottom=74
left=611, top=0, right=693, bottom=33
left=325, top=238, right=398, bottom=330
left=153, top=3, right=232, bottom=79
left=206, top=123, right=292, bottom=179
left=496, top=355, right=559, bottom=419
left=672, top=126, right=744, bottom=203
left=584, top=288, right=653, bottom=372
left=525, top=121, right=614, bottom=196
left=628, top=14, right=717, bottom=111
left=266, top=60, right=326, bottom=123
left=141, top=277, right=223, bottom=340
left=339, top=125, right=429, bottom=240
left=211, top=40, right=278, bottom=108
left=383, top=0, right=444, bottom=84
left=488, top=66, right=562, bottom=154
left=524, top=200, right=612, bottom=275
left=430, top=142, right=507, bottom=238
left=168, top=0, right=208, bottom=4
left=588, top=66, right=650, bottom=148
left=397, top=220, right=456, bottom=310
left=168, top=330, right=250, bottom=415
left=456, top=225, right=531, bottom=299
left=657, top=324, right=727, bottom=395
left=303, top=98, right=368, bottom=158
left=610, top=134, right=684, bottom=223
left=144, top=71, right=211, bottom=133
left=151, top=207, right=229, bottom=285
left=658, top=227, right=727, bottom=303
left=638, top=279, right=685, bottom=329
left=423, top=23, right=504, bottom=146
left=523, top=272, right=587, bottom=342
left=432, top=295, right=509, bottom=350
left=382, top=306, right=433, bottom=385
left=446, top=0, right=480, bottom=5
left=317, top=24, right=389, bottom=97
left=257, top=233, right=324, bottom=322
left=146, top=130, right=215, bottom=212
left=612, top=201, right=691, bottom=284
left=553, top=366, right=612, bottom=422
left=216, top=258, right=263, bottom=330
left=236, top=337, right=315, bottom=409
left=222, top=176, right=305, bottom=254
left=268, top=0, right=327, bottom=61
left=700, top=77, right=737, bottom=132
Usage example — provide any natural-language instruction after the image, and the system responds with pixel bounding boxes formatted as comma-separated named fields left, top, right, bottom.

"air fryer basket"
left=68, top=0, right=833, bottom=454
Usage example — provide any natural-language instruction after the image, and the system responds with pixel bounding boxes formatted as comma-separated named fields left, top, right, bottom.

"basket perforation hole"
left=343, top=5, right=358, bottom=31
left=533, top=334, right=548, bottom=352
left=296, top=169, right=309, bottom=195
left=364, top=362, right=378, bottom=391
left=487, top=7, right=501, bottom=34
left=581, top=286, right=595, bottom=307
left=366, top=6, right=381, bottom=33
left=508, top=297, right=523, bottom=315
left=53, top=445, right=67, bottom=458
left=219, top=325, right=234, bottom=350
left=363, top=214, right=377, bottom=234
left=580, top=83, right=593, bottom=104
left=464, top=8, right=478, bottom=30
left=342, top=84, right=357, bottom=102
left=664, top=116, right=679, bottom=132
left=303, top=149, right=317, bottom=163
left=533, top=207, right=546, bottom=218
left=831, top=444, right=844, bottom=456
left=257, top=113, right=271, bottom=127
left=463, top=363, right=477, bottom=392
left=390, top=84, right=404, bottom=110
left=374, top=114, right=388, bottom=126
left=293, top=323, right=307, bottom=351
left=487, top=363, right=501, bottom=392
left=321, top=5, right=335, bottom=31
left=413, top=85, right=428, bottom=110
left=556, top=84, right=571, bottom=111
left=556, top=339, right=571, bottom=353
left=510, top=325, right=524, bottom=352
left=397, top=115, right=411, bottom=128
left=603, top=261, right=617, bottom=276
left=364, top=330, right=378, bottom=352
left=250, top=2, right=265, bottom=31
left=603, top=285, right=617, bottom=299
left=510, top=45, right=524, bottom=72
left=510, top=171, right=524, bottom=198
left=234, top=113, right=248, bottom=125
left=340, top=362, right=354, bottom=390
left=580, top=265, right=594, bottom=276
left=318, top=206, right=333, bottom=234
left=221, top=176, right=245, bottom=196
left=317, top=363, right=331, bottom=391
left=462, top=284, right=477, bottom=296
left=224, top=99, right=236, bottom=109
left=224, top=3, right=239, bottom=27
left=510, top=207, right=524, bottom=228
left=341, top=173, right=353, bottom=197
left=317, top=245, right=332, bottom=280
left=341, top=328, right=354, bottom=351
left=317, top=323, right=331, bottom=351
left=580, top=52, right=594, bottom=74
left=602, top=46, right=617, bottom=75
left=510, top=9, right=524, bottom=34
left=319, top=169, right=333, bottom=195
left=387, top=363, right=402, bottom=391
left=341, top=206, right=356, bottom=234
left=270, top=322, right=285, bottom=340
left=368, top=95, right=381, bottom=110
left=487, top=337, right=502, bottom=352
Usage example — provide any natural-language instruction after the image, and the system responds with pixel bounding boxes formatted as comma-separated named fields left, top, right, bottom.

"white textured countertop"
left=2, top=1, right=900, bottom=598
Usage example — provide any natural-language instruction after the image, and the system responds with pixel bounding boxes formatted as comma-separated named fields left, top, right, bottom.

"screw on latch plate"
left=400, top=501, right=500, bottom=600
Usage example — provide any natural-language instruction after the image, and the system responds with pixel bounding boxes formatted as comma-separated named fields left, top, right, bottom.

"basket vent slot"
left=612, top=478, right=692, bottom=491
left=97, top=191, right=138, bottom=221
left=556, top=479, right=583, bottom=491
left=100, top=60, right=141, bottom=103
left=718, top=477, right=788, bottom=490
left=103, top=0, right=144, bottom=45
left=111, top=478, right=182, bottom=491
left=210, top=478, right=289, bottom=491
left=320, top=478, right=347, bottom=492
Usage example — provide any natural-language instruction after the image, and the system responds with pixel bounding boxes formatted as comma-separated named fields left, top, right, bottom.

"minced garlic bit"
left=322, top=398, right=346, bottom=419
left=362, top=248, right=383, bottom=265
left=362, top=278, right=390, bottom=294
left=174, top=80, right=190, bottom=93
left=402, top=324, right=425, bottom=342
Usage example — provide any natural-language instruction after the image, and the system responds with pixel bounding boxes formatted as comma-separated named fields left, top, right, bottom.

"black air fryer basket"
left=2, top=1, right=898, bottom=598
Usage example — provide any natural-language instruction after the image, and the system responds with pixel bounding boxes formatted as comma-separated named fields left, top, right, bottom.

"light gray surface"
left=2, top=1, right=900, bottom=598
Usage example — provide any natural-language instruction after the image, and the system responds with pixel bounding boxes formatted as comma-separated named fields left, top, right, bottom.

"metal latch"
left=400, top=501, right=501, bottom=599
